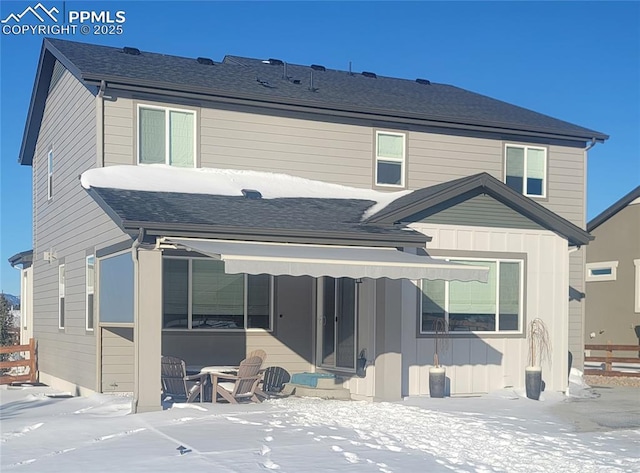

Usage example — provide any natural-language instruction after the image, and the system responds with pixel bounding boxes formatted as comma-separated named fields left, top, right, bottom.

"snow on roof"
left=80, top=165, right=412, bottom=219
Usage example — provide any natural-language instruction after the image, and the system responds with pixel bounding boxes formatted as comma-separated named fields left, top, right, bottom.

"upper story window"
left=138, top=105, right=195, bottom=167
left=420, top=257, right=523, bottom=334
left=375, top=131, right=406, bottom=187
left=47, top=148, right=54, bottom=200
left=505, top=144, right=547, bottom=198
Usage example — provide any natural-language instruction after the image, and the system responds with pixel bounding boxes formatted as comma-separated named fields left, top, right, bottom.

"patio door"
left=318, top=277, right=357, bottom=370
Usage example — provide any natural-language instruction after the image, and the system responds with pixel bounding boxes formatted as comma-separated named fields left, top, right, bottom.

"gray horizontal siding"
left=103, top=94, right=586, bottom=233
left=32, top=67, right=130, bottom=392
left=568, top=249, right=585, bottom=369
left=417, top=194, right=545, bottom=230
left=101, top=327, right=134, bottom=392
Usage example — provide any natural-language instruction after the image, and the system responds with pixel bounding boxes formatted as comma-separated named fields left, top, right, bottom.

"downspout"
left=131, top=227, right=145, bottom=414
left=96, top=80, right=106, bottom=168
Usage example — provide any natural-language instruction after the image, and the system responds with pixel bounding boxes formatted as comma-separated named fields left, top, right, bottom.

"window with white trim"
left=86, top=255, right=95, bottom=331
left=586, top=261, right=618, bottom=282
left=634, top=259, right=640, bottom=313
left=58, top=264, right=65, bottom=329
left=47, top=148, right=54, bottom=200
left=375, top=131, right=405, bottom=187
left=138, top=105, right=195, bottom=167
left=505, top=144, right=547, bottom=197
left=420, top=258, right=523, bottom=333
left=162, top=257, right=273, bottom=330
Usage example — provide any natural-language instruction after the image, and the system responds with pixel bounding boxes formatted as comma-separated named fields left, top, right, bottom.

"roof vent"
left=241, top=189, right=262, bottom=199
left=310, top=64, right=326, bottom=71
left=362, top=71, right=377, bottom=79
left=122, top=46, right=141, bottom=56
left=197, top=57, right=214, bottom=65
left=416, top=78, right=431, bottom=85
left=267, top=58, right=284, bottom=66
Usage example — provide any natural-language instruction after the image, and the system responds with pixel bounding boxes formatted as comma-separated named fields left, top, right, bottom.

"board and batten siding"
left=32, top=66, right=130, bottom=393
left=404, top=223, right=570, bottom=395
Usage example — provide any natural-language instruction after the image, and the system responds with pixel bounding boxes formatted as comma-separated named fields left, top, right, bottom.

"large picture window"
left=505, top=144, right=546, bottom=197
left=420, top=258, right=523, bottom=334
left=99, top=252, right=134, bottom=324
left=163, top=258, right=273, bottom=330
left=138, top=105, right=195, bottom=167
left=375, top=131, right=405, bottom=187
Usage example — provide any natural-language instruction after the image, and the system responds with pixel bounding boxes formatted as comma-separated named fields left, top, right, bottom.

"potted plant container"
left=526, top=318, right=552, bottom=400
left=429, top=318, right=449, bottom=398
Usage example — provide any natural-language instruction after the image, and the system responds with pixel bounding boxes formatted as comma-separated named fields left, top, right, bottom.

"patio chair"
left=212, top=355, right=263, bottom=404
left=161, top=355, right=208, bottom=403
left=247, top=349, right=267, bottom=365
left=260, top=366, right=291, bottom=399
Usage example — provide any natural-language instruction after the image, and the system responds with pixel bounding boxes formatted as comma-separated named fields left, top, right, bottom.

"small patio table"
left=200, top=366, right=239, bottom=403
left=201, top=365, right=267, bottom=402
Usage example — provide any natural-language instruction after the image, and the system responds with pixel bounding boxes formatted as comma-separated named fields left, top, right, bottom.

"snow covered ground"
left=1, top=379, right=639, bottom=472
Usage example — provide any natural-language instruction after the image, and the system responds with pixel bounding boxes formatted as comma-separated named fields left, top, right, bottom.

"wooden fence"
left=0, top=338, right=37, bottom=384
left=584, top=343, right=640, bottom=378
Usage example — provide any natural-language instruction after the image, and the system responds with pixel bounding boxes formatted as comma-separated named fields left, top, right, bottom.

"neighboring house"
left=585, top=186, right=640, bottom=346
left=13, top=38, right=606, bottom=412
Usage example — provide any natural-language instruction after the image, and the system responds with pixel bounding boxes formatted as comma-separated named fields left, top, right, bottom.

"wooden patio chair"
left=247, top=349, right=267, bottom=365
left=259, top=366, right=291, bottom=399
left=161, top=355, right=208, bottom=403
left=212, top=355, right=263, bottom=404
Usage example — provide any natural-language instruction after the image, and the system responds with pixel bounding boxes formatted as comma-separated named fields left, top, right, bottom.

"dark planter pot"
left=525, top=367, right=542, bottom=400
left=429, top=367, right=446, bottom=398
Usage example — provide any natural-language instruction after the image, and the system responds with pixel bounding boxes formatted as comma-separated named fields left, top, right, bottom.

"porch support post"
left=374, top=279, right=403, bottom=401
left=133, top=248, right=163, bottom=413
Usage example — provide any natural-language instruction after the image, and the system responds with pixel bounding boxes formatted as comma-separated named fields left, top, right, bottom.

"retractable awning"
left=163, top=238, right=488, bottom=282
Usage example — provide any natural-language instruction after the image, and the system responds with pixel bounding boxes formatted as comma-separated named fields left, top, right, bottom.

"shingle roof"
left=587, top=185, right=640, bottom=232
left=88, top=187, right=428, bottom=246
left=18, top=38, right=607, bottom=165
left=366, top=172, right=593, bottom=246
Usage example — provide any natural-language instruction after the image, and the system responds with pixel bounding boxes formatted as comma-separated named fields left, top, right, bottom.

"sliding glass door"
left=318, top=277, right=357, bottom=370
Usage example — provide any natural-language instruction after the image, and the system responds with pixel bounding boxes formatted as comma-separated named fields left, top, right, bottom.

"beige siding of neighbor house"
left=32, top=66, right=130, bottom=394
left=405, top=223, right=570, bottom=395
left=585, top=203, right=640, bottom=346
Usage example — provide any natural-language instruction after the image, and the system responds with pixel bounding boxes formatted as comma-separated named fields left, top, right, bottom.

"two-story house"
left=14, top=38, right=606, bottom=412
left=584, top=186, right=640, bottom=346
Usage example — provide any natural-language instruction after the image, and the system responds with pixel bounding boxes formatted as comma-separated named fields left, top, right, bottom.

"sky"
left=1, top=375, right=640, bottom=472
left=0, top=1, right=639, bottom=295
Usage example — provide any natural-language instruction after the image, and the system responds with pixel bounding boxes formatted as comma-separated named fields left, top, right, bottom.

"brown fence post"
left=605, top=341, right=613, bottom=372
left=29, top=338, right=37, bottom=383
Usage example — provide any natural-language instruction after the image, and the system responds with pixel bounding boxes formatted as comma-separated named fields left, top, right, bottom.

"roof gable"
left=587, top=185, right=640, bottom=232
left=366, top=173, right=593, bottom=246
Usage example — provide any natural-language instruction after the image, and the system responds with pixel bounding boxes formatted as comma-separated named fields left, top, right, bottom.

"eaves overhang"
left=587, top=185, right=640, bottom=232
left=84, top=187, right=430, bottom=249
left=81, top=73, right=609, bottom=144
